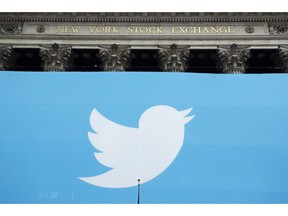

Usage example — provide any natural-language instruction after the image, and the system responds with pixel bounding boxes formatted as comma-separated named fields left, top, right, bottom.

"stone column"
left=158, top=44, right=190, bottom=72
left=278, top=46, right=288, bottom=72
left=217, top=44, right=251, bottom=74
left=39, top=43, right=72, bottom=71
left=0, top=45, right=13, bottom=71
left=99, top=44, right=131, bottom=71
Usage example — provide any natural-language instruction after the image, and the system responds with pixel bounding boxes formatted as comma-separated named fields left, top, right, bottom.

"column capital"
left=39, top=43, right=72, bottom=71
left=158, top=44, right=190, bottom=72
left=217, top=43, right=251, bottom=74
left=278, top=46, right=288, bottom=72
left=99, top=44, right=131, bottom=71
left=0, top=45, right=14, bottom=70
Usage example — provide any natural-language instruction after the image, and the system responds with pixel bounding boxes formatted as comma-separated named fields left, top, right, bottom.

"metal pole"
left=137, top=179, right=140, bottom=204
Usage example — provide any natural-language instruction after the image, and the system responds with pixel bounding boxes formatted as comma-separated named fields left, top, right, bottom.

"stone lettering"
left=211, top=27, right=219, bottom=33
left=228, top=26, right=234, bottom=33
left=127, top=26, right=163, bottom=34
left=171, top=26, right=235, bottom=34
left=112, top=27, right=119, bottom=33
left=88, top=26, right=95, bottom=33
left=55, top=25, right=236, bottom=35
left=87, top=26, right=119, bottom=34
left=72, top=26, right=81, bottom=33
left=194, top=27, right=201, bottom=34
left=171, top=27, right=177, bottom=34
left=203, top=27, right=210, bottom=33
left=56, top=26, right=65, bottom=33
left=56, top=26, right=81, bottom=33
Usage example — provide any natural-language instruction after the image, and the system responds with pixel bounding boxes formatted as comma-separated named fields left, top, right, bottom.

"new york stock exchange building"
left=1, top=12, right=288, bottom=73
left=1, top=12, right=288, bottom=204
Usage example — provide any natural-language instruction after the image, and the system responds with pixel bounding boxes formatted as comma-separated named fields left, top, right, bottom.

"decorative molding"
left=268, top=23, right=288, bottom=35
left=158, top=44, right=190, bottom=72
left=278, top=46, right=288, bottom=72
left=0, top=13, right=288, bottom=23
left=0, top=23, right=23, bottom=34
left=99, top=44, right=131, bottom=71
left=24, top=23, right=262, bottom=37
left=217, top=44, right=251, bottom=74
left=0, top=45, right=13, bottom=70
left=39, top=43, right=72, bottom=71
left=245, top=26, right=255, bottom=34
left=36, top=25, right=46, bottom=33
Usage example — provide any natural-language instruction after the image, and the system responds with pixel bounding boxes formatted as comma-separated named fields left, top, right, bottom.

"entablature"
left=0, top=13, right=288, bottom=48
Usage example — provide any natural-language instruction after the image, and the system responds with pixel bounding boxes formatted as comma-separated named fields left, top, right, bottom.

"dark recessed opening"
left=128, top=49, right=160, bottom=72
left=13, top=48, right=42, bottom=71
left=246, top=49, right=282, bottom=73
left=70, top=49, right=102, bottom=71
left=187, top=49, right=218, bottom=73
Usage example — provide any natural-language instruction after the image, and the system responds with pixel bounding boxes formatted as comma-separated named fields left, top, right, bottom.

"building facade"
left=1, top=13, right=288, bottom=204
left=0, top=12, right=288, bottom=73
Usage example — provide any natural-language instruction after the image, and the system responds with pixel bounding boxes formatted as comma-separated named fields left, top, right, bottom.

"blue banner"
left=0, top=72, right=288, bottom=204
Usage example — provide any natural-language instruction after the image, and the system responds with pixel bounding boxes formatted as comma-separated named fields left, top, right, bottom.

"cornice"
left=0, top=12, right=288, bottom=23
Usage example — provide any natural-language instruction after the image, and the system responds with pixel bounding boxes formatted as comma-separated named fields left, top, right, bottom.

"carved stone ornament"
left=245, top=26, right=254, bottom=34
left=0, top=23, right=23, bottom=34
left=36, top=25, right=46, bottom=33
left=99, top=44, right=131, bottom=71
left=217, top=44, right=251, bottom=74
left=0, top=45, right=14, bottom=70
left=39, top=43, right=72, bottom=71
left=158, top=44, right=190, bottom=72
left=278, top=46, right=288, bottom=72
left=268, top=23, right=288, bottom=35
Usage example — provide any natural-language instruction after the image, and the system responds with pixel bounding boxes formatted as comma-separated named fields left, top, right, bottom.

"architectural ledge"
left=0, top=12, right=288, bottom=23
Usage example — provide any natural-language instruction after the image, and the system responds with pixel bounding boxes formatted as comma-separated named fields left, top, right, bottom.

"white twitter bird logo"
left=79, top=105, right=194, bottom=188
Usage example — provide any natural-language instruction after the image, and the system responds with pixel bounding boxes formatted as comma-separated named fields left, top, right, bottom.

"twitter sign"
left=80, top=105, right=194, bottom=188
left=0, top=72, right=288, bottom=204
